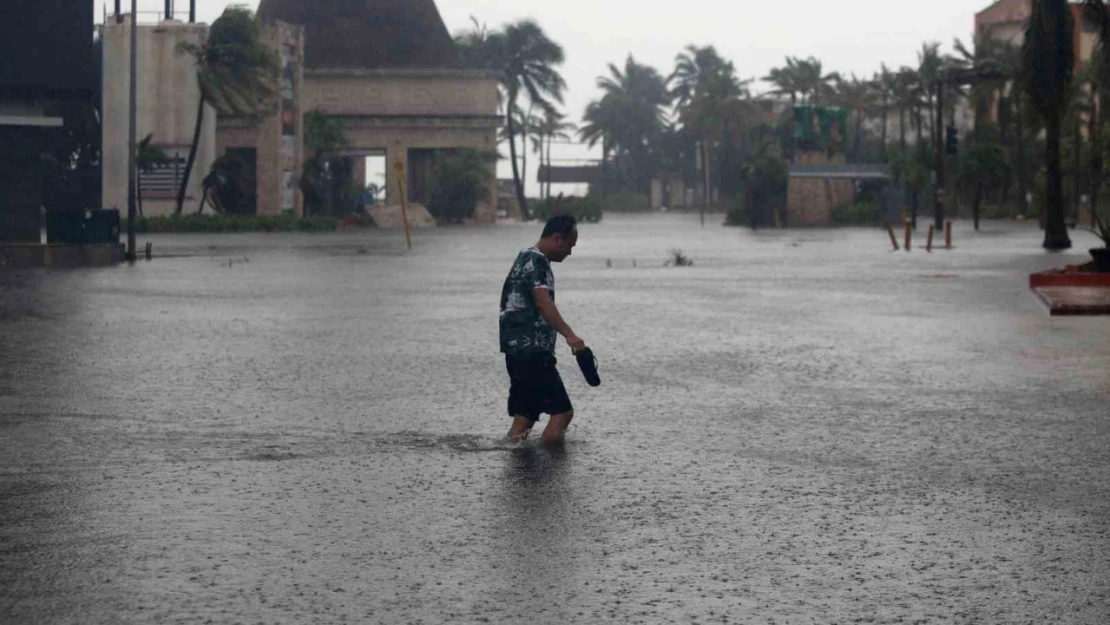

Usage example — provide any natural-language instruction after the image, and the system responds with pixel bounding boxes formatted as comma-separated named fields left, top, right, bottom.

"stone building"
left=102, top=0, right=501, bottom=222
left=976, top=0, right=1097, bottom=64
left=256, top=0, right=501, bottom=222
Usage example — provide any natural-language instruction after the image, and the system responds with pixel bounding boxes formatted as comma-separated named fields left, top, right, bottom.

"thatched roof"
left=257, top=0, right=461, bottom=70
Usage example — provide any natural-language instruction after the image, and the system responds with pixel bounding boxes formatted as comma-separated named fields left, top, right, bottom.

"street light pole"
left=126, top=0, right=138, bottom=261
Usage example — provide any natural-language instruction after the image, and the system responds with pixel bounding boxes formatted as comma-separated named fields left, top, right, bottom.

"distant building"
left=1, top=1, right=95, bottom=242
left=101, top=0, right=500, bottom=221
left=975, top=0, right=1097, bottom=70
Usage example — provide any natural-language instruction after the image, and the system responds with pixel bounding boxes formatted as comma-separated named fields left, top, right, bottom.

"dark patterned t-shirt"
left=499, top=248, right=556, bottom=354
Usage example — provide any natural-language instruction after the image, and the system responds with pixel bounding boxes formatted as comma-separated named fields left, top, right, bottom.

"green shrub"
left=135, top=214, right=338, bottom=233
left=831, top=202, right=880, bottom=226
left=725, top=195, right=752, bottom=227
left=598, top=191, right=650, bottom=213
left=533, top=196, right=603, bottom=223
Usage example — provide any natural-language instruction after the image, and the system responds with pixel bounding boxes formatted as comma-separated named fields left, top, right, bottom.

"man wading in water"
left=499, top=215, right=585, bottom=444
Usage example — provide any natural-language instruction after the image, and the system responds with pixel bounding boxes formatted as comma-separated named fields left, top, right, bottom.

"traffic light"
left=945, top=126, right=959, bottom=155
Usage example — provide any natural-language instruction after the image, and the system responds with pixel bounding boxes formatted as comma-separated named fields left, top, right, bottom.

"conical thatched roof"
left=257, top=0, right=461, bottom=70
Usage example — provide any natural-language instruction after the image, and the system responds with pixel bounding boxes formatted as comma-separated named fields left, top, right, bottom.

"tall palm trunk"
left=599, top=137, right=608, bottom=205
left=853, top=110, right=863, bottom=162
left=1090, top=90, right=1103, bottom=227
left=914, top=105, right=923, bottom=148
left=880, top=97, right=889, bottom=159
left=899, top=107, right=907, bottom=154
left=1016, top=94, right=1029, bottom=217
left=546, top=134, right=553, bottom=200
left=506, top=102, right=529, bottom=219
left=974, top=180, right=983, bottom=230
left=1044, top=112, right=1073, bottom=248
left=175, top=96, right=206, bottom=216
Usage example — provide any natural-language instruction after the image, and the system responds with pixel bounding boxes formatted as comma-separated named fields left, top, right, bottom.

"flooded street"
left=2, top=214, right=1109, bottom=623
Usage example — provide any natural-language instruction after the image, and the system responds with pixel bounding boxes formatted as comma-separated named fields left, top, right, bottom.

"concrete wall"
left=787, top=152, right=855, bottom=227
left=303, top=69, right=499, bottom=117
left=302, top=69, right=500, bottom=222
left=102, top=20, right=216, bottom=217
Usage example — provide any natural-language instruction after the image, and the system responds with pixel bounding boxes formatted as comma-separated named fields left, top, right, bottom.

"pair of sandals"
left=574, top=347, right=602, bottom=387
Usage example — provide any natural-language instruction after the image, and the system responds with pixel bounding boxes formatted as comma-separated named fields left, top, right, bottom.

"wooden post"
left=926, top=225, right=934, bottom=252
left=393, top=161, right=412, bottom=251
left=884, top=220, right=900, bottom=250
left=945, top=220, right=953, bottom=249
left=904, top=222, right=912, bottom=251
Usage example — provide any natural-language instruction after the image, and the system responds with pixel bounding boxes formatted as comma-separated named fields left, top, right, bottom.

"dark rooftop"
left=256, top=0, right=462, bottom=71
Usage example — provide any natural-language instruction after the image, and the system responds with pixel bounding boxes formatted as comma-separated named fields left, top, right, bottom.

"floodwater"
left=2, top=214, right=1108, bottom=624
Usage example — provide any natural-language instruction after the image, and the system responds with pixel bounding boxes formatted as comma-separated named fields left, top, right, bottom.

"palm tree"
left=1084, top=0, right=1110, bottom=225
left=670, top=46, right=747, bottom=212
left=671, top=46, right=736, bottom=110
left=875, top=64, right=897, bottom=158
left=835, top=74, right=877, bottom=161
left=764, top=57, right=804, bottom=107
left=1023, top=0, right=1075, bottom=249
left=957, top=141, right=1010, bottom=229
left=952, top=35, right=1011, bottom=139
left=579, top=95, right=626, bottom=203
left=492, top=20, right=566, bottom=220
left=537, top=109, right=576, bottom=199
left=916, top=43, right=944, bottom=145
left=892, top=68, right=918, bottom=154
left=500, top=107, right=543, bottom=198
left=792, top=57, right=840, bottom=106
left=174, top=7, right=279, bottom=215
left=454, top=17, right=498, bottom=70
left=135, top=134, right=168, bottom=218
left=594, top=55, right=671, bottom=192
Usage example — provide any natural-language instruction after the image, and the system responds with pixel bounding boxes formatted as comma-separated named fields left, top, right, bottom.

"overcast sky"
left=121, top=0, right=986, bottom=190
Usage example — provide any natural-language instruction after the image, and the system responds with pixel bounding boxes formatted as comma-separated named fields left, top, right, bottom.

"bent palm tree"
left=493, top=20, right=566, bottom=220
left=537, top=109, right=576, bottom=199
left=175, top=7, right=278, bottom=215
left=835, top=74, right=877, bottom=161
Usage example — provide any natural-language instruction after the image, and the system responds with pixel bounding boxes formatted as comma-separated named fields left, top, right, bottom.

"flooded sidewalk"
left=2, top=215, right=1108, bottom=624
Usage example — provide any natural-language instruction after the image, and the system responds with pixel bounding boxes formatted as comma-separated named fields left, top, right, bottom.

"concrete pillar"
left=670, top=180, right=686, bottom=208
left=650, top=179, right=664, bottom=210
left=476, top=160, right=498, bottom=224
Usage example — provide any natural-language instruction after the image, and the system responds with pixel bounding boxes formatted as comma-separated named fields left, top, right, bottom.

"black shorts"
left=505, top=351, right=573, bottom=423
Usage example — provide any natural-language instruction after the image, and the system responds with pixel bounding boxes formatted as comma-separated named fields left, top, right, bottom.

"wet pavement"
left=1, top=214, right=1108, bottom=624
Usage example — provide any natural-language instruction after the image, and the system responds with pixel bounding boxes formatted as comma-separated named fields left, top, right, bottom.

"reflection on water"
left=489, top=442, right=582, bottom=601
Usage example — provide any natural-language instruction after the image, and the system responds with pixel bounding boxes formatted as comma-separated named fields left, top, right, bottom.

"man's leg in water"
left=507, top=416, right=534, bottom=442
left=541, top=410, right=574, bottom=444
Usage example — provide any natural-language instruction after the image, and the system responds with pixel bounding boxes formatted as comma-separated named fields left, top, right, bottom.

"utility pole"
left=165, top=0, right=173, bottom=20
left=126, top=0, right=138, bottom=261
left=189, top=0, right=196, bottom=23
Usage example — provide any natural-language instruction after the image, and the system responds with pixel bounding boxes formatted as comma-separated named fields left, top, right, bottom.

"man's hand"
left=567, top=335, right=586, bottom=352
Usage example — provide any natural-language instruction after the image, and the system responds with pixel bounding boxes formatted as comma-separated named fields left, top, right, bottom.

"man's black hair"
left=542, top=215, right=578, bottom=238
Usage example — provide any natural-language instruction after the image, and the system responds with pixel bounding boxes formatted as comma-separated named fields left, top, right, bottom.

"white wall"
left=102, top=20, right=217, bottom=217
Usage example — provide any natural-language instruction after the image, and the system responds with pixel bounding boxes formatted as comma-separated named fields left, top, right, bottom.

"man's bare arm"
left=533, top=288, right=585, bottom=351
